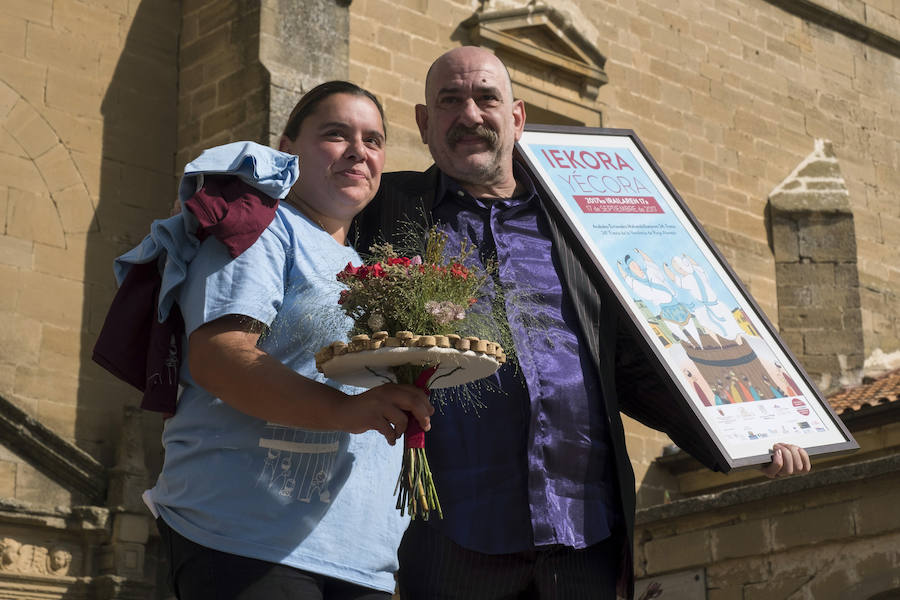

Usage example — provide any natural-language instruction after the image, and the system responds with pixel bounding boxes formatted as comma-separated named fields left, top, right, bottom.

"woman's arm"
left=188, top=315, right=433, bottom=445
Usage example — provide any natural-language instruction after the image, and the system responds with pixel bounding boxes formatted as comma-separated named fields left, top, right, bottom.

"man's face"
left=416, top=48, right=525, bottom=190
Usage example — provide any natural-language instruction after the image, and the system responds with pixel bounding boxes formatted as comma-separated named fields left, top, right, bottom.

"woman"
left=146, top=82, right=433, bottom=600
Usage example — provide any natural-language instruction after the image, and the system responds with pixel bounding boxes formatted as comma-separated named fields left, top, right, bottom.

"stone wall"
left=176, top=0, right=269, bottom=172
left=0, top=0, right=179, bottom=480
left=635, top=448, right=900, bottom=598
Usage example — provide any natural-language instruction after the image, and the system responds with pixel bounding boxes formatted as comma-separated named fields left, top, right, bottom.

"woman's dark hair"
left=281, top=80, right=386, bottom=141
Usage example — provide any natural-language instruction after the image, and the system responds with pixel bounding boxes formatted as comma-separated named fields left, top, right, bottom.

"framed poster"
left=516, top=125, right=858, bottom=471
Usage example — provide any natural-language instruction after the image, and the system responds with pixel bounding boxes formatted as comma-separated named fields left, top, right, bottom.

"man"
left=355, top=46, right=810, bottom=599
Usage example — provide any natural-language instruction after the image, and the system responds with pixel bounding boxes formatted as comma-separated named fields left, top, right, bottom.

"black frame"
left=516, top=124, right=858, bottom=471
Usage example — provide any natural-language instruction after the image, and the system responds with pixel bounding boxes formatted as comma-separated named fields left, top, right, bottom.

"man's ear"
left=512, top=99, right=526, bottom=141
left=414, top=104, right=429, bottom=144
left=278, top=135, right=293, bottom=153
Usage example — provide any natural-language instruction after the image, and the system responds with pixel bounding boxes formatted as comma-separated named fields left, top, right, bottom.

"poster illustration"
left=516, top=126, right=857, bottom=469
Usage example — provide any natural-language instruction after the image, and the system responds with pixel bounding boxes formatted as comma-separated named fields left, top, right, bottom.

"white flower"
left=368, top=313, right=385, bottom=330
left=425, top=300, right=466, bottom=326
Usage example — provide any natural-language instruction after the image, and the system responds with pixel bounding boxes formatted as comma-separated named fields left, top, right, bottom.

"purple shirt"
left=426, top=166, right=619, bottom=554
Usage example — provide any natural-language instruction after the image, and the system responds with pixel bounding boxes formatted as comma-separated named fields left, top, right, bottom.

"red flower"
left=338, top=289, right=350, bottom=305
left=387, top=257, right=411, bottom=267
left=337, top=262, right=359, bottom=281
left=450, top=263, right=469, bottom=279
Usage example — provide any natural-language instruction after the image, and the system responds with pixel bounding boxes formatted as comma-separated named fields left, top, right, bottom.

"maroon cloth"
left=404, top=366, right=437, bottom=449
left=92, top=177, right=278, bottom=414
left=185, top=175, right=278, bottom=258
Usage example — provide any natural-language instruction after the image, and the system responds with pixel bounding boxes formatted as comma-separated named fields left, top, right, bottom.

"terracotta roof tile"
left=828, top=368, right=900, bottom=414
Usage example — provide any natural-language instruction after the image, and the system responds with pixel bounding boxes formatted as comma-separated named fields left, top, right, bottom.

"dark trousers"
left=397, top=520, right=620, bottom=600
left=156, top=518, right=391, bottom=600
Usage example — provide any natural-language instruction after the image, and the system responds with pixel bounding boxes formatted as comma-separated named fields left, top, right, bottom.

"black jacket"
left=354, top=166, right=720, bottom=598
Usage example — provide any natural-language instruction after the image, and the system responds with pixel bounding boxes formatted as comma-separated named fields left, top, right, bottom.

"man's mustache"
left=446, top=124, right=498, bottom=148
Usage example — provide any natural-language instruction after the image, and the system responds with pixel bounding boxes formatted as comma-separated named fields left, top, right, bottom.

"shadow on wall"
left=81, top=0, right=180, bottom=477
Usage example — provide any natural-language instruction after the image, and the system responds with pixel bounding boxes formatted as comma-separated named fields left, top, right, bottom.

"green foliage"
left=337, top=226, right=497, bottom=339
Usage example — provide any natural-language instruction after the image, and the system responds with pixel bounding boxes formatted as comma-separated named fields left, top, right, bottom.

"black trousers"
left=397, top=520, right=620, bottom=600
left=156, top=518, right=391, bottom=600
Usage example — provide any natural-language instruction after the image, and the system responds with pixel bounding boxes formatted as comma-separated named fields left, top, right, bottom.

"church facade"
left=0, top=0, right=898, bottom=597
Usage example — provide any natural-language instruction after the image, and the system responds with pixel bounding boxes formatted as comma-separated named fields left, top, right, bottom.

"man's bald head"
left=415, top=46, right=525, bottom=198
left=424, top=46, right=514, bottom=103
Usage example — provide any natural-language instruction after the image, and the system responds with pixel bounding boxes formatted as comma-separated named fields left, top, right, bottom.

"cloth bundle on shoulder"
left=92, top=143, right=298, bottom=414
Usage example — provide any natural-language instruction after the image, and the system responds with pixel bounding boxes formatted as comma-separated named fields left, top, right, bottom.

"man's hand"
left=760, top=442, right=811, bottom=478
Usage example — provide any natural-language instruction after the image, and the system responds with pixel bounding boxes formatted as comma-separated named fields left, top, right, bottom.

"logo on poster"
left=792, top=397, right=810, bottom=416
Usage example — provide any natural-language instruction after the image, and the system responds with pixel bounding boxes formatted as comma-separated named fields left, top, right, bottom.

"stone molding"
left=464, top=2, right=608, bottom=98
left=0, top=395, right=106, bottom=504
left=637, top=452, right=899, bottom=524
left=763, top=0, right=900, bottom=59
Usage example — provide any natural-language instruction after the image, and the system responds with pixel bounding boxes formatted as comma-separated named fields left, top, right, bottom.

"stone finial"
left=769, top=139, right=851, bottom=214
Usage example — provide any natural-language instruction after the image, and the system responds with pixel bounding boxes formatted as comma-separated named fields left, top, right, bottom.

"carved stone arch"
left=464, top=1, right=607, bottom=126
left=0, top=80, right=94, bottom=251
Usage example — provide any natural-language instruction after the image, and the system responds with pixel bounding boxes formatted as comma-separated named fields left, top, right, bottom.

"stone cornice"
left=0, top=394, right=107, bottom=504
left=763, top=0, right=900, bottom=59
left=637, top=453, right=900, bottom=524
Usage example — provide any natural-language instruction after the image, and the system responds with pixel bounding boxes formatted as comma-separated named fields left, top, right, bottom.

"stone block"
left=41, top=108, right=103, bottom=158
left=4, top=100, right=59, bottom=159
left=45, top=66, right=104, bottom=119
left=0, top=54, right=47, bottom=106
left=0, top=310, right=41, bottom=367
left=771, top=503, right=854, bottom=549
left=198, top=0, right=240, bottom=32
left=112, top=513, right=150, bottom=544
left=180, top=28, right=234, bottom=70
left=0, top=0, right=52, bottom=26
left=745, top=573, right=814, bottom=600
left=0, top=460, right=15, bottom=497
left=804, top=326, right=864, bottom=354
left=777, top=307, right=843, bottom=330
left=644, top=529, right=712, bottom=573
left=0, top=151, right=47, bottom=195
left=856, top=488, right=900, bottom=536
left=7, top=187, right=66, bottom=248
left=17, top=369, right=79, bottom=411
left=37, top=323, right=83, bottom=374
left=53, top=184, right=96, bottom=234
left=216, top=67, right=266, bottom=107
left=0, top=233, right=33, bottom=270
left=99, top=541, right=145, bottom=578
left=200, top=101, right=247, bottom=139
left=35, top=144, right=84, bottom=194
left=18, top=270, right=84, bottom=327
left=26, top=24, right=101, bottom=74
left=351, top=41, right=394, bottom=73
left=711, top=519, right=770, bottom=560
left=53, top=0, right=122, bottom=37
left=13, top=460, right=77, bottom=506
left=798, top=219, right=857, bottom=262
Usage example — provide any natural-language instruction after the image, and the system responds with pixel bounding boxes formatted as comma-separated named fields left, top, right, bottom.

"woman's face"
left=282, top=93, right=385, bottom=222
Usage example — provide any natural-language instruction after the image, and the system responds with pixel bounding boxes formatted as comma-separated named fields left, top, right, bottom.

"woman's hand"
left=339, top=384, right=434, bottom=445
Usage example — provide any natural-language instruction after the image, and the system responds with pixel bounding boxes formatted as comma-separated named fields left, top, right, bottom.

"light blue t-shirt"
left=146, top=203, right=408, bottom=593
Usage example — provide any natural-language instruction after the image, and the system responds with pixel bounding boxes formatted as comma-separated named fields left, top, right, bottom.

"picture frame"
left=515, top=125, right=858, bottom=471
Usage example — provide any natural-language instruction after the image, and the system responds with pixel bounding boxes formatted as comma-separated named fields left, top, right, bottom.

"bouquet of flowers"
left=315, top=227, right=508, bottom=520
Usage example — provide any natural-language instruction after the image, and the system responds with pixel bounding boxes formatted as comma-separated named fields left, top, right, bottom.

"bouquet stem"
left=394, top=365, right=442, bottom=520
